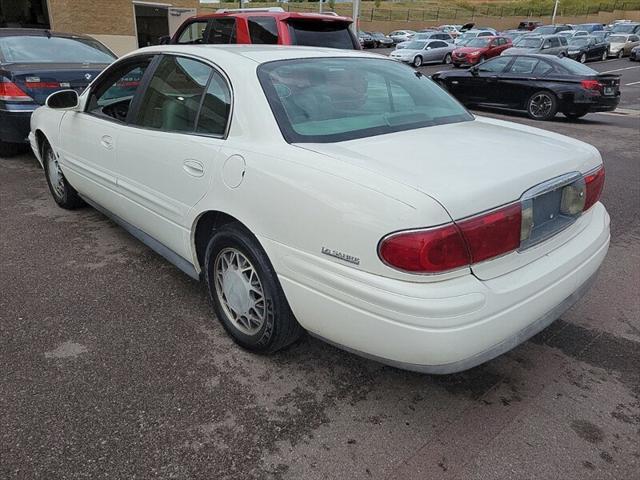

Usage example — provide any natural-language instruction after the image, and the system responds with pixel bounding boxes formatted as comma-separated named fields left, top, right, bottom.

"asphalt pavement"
left=1, top=56, right=639, bottom=479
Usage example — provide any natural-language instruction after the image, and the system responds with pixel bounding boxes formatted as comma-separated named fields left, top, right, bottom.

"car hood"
left=293, top=116, right=601, bottom=220
left=454, top=46, right=487, bottom=54
left=392, top=48, right=420, bottom=55
left=502, top=46, right=539, bottom=54
left=609, top=42, right=626, bottom=48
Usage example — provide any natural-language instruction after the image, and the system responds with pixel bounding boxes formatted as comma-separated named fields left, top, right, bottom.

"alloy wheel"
left=618, top=50, right=624, bottom=58
left=602, top=50, right=608, bottom=61
left=46, top=147, right=65, bottom=200
left=529, top=93, right=554, bottom=119
left=444, top=53, right=452, bottom=64
left=214, top=247, right=268, bottom=336
left=414, top=56, right=423, bottom=67
left=580, top=53, right=587, bottom=63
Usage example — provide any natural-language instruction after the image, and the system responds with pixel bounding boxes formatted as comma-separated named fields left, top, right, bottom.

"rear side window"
left=287, top=20, right=355, bottom=49
left=196, top=72, right=232, bottom=136
left=177, top=21, right=208, bottom=44
left=559, top=36, right=568, bottom=46
left=508, top=57, right=538, bottom=74
left=208, top=18, right=237, bottom=44
left=134, top=56, right=211, bottom=133
left=533, top=60, right=555, bottom=76
left=248, top=16, right=279, bottom=44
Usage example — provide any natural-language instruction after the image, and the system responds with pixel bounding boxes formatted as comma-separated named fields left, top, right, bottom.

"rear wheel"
left=443, top=53, right=452, bottom=64
left=526, top=91, right=558, bottom=121
left=43, top=141, right=85, bottom=209
left=413, top=55, right=423, bottom=67
left=602, top=49, right=608, bottom=61
left=579, top=52, right=587, bottom=64
left=204, top=223, right=303, bottom=354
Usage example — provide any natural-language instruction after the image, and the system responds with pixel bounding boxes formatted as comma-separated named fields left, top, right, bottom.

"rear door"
left=115, top=54, right=231, bottom=258
left=59, top=56, right=154, bottom=216
left=499, top=56, right=545, bottom=108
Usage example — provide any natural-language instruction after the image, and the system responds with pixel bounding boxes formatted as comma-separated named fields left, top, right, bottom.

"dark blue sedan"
left=0, top=29, right=116, bottom=156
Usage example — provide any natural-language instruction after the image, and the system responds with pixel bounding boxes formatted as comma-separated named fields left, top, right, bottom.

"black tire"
left=526, top=90, right=558, bottom=121
left=478, top=56, right=486, bottom=63
left=558, top=51, right=566, bottom=58
left=413, top=55, right=423, bottom=67
left=0, top=141, right=20, bottom=157
left=602, top=50, right=608, bottom=61
left=579, top=53, right=587, bottom=64
left=443, top=53, right=452, bottom=64
left=618, top=49, right=624, bottom=59
left=204, top=223, right=303, bottom=354
left=42, top=141, right=85, bottom=209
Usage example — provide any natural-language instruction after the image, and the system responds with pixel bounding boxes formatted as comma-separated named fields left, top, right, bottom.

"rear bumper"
left=0, top=108, right=32, bottom=144
left=565, top=92, right=620, bottom=112
left=263, top=203, right=610, bottom=373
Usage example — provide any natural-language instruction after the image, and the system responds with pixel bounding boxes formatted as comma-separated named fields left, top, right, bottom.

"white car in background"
left=389, top=30, right=416, bottom=44
left=396, top=31, right=454, bottom=50
left=608, top=33, right=640, bottom=57
left=29, top=45, right=609, bottom=373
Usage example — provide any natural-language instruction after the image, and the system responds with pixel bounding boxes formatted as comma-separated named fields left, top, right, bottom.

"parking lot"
left=1, top=60, right=639, bottom=479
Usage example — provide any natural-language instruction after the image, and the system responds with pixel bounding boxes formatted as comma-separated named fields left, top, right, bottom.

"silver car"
left=396, top=31, right=454, bottom=50
left=389, top=39, right=456, bottom=67
left=502, top=34, right=569, bottom=57
left=389, top=30, right=416, bottom=44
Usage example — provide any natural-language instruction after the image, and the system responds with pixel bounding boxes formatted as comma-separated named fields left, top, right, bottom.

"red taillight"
left=457, top=203, right=522, bottom=264
left=379, top=224, right=470, bottom=273
left=0, top=79, right=32, bottom=101
left=584, top=165, right=605, bottom=211
left=25, top=81, right=60, bottom=89
left=581, top=79, right=603, bottom=91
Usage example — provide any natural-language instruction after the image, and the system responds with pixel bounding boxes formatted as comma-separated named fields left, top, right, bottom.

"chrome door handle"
left=100, top=135, right=114, bottom=150
left=183, top=159, right=204, bottom=177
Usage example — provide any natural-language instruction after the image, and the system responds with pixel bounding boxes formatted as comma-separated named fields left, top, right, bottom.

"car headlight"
left=568, top=50, right=579, bottom=54
left=469, top=51, right=480, bottom=56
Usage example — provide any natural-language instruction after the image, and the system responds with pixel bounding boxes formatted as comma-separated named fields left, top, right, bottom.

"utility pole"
left=352, top=0, right=361, bottom=33
left=551, top=0, right=560, bottom=24
left=319, top=0, right=323, bottom=14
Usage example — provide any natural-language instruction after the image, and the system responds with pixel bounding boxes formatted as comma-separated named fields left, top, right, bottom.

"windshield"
left=608, top=35, right=627, bottom=43
left=612, top=23, right=638, bottom=33
left=533, top=26, right=557, bottom=35
left=577, top=24, right=598, bottom=32
left=404, top=41, right=427, bottom=50
left=258, top=57, right=472, bottom=143
left=0, top=35, right=115, bottom=63
left=467, top=38, right=490, bottom=47
left=287, top=20, right=356, bottom=49
left=569, top=38, right=589, bottom=46
left=514, top=37, right=543, bottom=48
left=414, top=33, right=432, bottom=40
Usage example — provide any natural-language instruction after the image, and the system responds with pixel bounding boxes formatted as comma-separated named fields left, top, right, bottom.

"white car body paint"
left=29, top=45, right=610, bottom=373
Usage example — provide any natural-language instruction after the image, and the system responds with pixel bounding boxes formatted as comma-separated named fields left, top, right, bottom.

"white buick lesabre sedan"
left=29, top=45, right=609, bottom=374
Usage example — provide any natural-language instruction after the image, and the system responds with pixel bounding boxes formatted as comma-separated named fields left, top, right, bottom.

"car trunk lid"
left=6, top=63, right=108, bottom=105
left=295, top=116, right=602, bottom=279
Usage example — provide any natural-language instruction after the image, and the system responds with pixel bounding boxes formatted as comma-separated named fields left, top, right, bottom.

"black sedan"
left=370, top=32, right=394, bottom=48
left=567, top=36, right=609, bottom=63
left=0, top=29, right=116, bottom=156
left=432, top=54, right=620, bottom=120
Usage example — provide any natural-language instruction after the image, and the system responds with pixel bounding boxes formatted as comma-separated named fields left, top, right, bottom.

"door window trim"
left=83, top=52, right=234, bottom=140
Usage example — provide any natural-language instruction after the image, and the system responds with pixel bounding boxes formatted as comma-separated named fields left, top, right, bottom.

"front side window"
left=549, top=37, right=560, bottom=47
left=133, top=56, right=212, bottom=133
left=248, top=16, right=279, bottom=44
left=478, top=56, right=511, bottom=73
left=258, top=57, right=472, bottom=143
left=287, top=20, right=356, bottom=49
left=177, top=21, right=208, bottom=44
left=86, top=57, right=152, bottom=122
left=515, top=37, right=542, bottom=48
left=208, top=18, right=237, bottom=44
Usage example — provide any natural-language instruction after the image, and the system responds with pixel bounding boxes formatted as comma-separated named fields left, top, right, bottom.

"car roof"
left=127, top=44, right=376, bottom=65
left=187, top=11, right=352, bottom=22
left=0, top=28, right=95, bottom=40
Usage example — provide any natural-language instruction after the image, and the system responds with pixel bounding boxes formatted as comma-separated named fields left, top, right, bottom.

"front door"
left=58, top=56, right=154, bottom=215
left=466, top=55, right=512, bottom=104
left=114, top=54, right=232, bottom=259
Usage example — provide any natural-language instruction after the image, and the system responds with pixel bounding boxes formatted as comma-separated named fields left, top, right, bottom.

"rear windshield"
left=0, top=35, right=115, bottom=64
left=514, top=37, right=542, bottom=48
left=287, top=20, right=355, bottom=49
left=258, top=57, right=472, bottom=143
left=555, top=57, right=598, bottom=75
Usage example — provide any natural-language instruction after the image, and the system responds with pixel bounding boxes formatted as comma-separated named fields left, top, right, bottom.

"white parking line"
left=625, top=80, right=640, bottom=86
left=600, top=65, right=640, bottom=73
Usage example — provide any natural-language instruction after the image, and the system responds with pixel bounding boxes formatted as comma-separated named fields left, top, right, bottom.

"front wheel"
left=618, top=50, right=624, bottom=58
left=43, top=142, right=85, bottom=209
left=478, top=56, right=486, bottom=63
left=413, top=55, right=423, bottom=67
left=526, top=91, right=558, bottom=121
left=579, top=53, right=587, bottom=64
left=443, top=53, right=452, bottom=64
left=204, top=223, right=303, bottom=354
left=602, top=50, right=608, bottom=61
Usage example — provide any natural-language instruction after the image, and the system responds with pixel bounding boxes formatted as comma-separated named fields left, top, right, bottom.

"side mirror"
left=159, top=35, right=171, bottom=45
left=46, top=90, right=79, bottom=110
